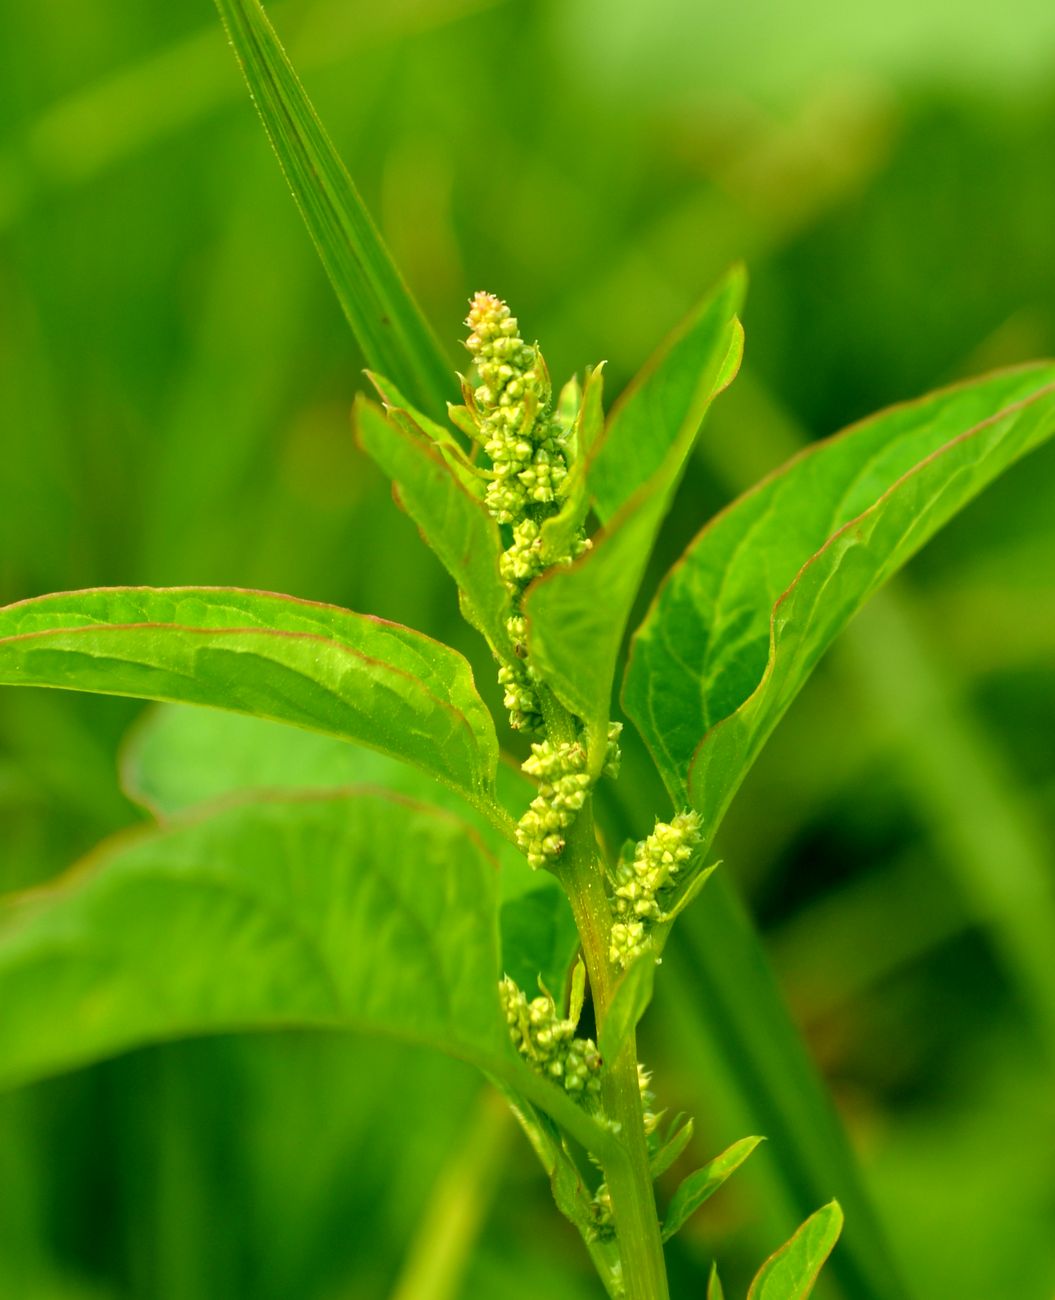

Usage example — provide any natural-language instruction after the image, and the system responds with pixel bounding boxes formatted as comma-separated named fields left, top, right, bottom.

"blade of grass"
left=213, top=0, right=454, bottom=415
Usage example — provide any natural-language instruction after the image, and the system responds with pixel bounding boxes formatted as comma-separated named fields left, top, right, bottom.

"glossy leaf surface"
left=0, top=587, right=500, bottom=816
left=625, top=364, right=1055, bottom=843
left=661, top=1134, right=764, bottom=1242
left=746, top=1201, right=844, bottom=1300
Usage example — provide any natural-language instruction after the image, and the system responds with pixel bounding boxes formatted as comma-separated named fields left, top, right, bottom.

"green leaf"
left=597, top=952, right=655, bottom=1063
left=524, top=271, right=745, bottom=762
left=649, top=1114, right=694, bottom=1179
left=212, top=0, right=452, bottom=415
left=591, top=266, right=746, bottom=523
left=499, top=881, right=582, bottom=1002
left=661, top=1134, right=764, bottom=1242
left=122, top=703, right=579, bottom=1004
left=707, top=1263, right=725, bottom=1300
left=355, top=396, right=515, bottom=660
left=0, top=586, right=502, bottom=821
left=624, top=363, right=1055, bottom=846
left=746, top=1201, right=844, bottom=1300
left=0, top=791, right=505, bottom=1087
left=0, top=787, right=614, bottom=1158
left=538, top=363, right=607, bottom=566
left=366, top=372, right=484, bottom=496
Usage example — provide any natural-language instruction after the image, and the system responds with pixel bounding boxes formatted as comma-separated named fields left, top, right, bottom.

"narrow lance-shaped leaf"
left=366, top=372, right=483, bottom=496
left=213, top=0, right=452, bottom=415
left=624, top=362, right=1055, bottom=848
left=707, top=1264, right=725, bottom=1300
left=649, top=1115, right=694, bottom=1180
left=538, top=362, right=607, bottom=565
left=0, top=586, right=503, bottom=823
left=0, top=788, right=617, bottom=1160
left=524, top=270, right=745, bottom=763
left=355, top=395, right=516, bottom=661
left=746, top=1201, right=844, bottom=1300
left=662, top=1134, right=765, bottom=1242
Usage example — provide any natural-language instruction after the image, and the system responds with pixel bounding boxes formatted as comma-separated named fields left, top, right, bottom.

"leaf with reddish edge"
left=0, top=585, right=505, bottom=828
left=661, top=1134, right=764, bottom=1242
left=624, top=362, right=1055, bottom=859
left=746, top=1201, right=844, bottom=1300
left=354, top=395, right=516, bottom=661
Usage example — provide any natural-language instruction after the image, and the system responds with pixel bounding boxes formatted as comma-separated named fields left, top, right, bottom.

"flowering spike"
left=609, top=811, right=704, bottom=967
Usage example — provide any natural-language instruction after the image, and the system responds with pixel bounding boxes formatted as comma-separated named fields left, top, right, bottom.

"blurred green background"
left=2, top=0, right=1054, bottom=1296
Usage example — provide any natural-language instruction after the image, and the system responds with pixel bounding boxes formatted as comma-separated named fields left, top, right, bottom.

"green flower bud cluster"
left=497, top=663, right=544, bottom=735
left=609, top=811, right=703, bottom=967
left=464, top=292, right=595, bottom=737
left=498, top=975, right=602, bottom=1102
left=465, top=292, right=569, bottom=525
left=515, top=738, right=590, bottom=870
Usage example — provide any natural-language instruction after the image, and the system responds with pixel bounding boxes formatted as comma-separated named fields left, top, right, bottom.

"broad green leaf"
left=355, top=396, right=515, bottom=660
left=0, top=586, right=501, bottom=821
left=746, top=1201, right=844, bottom=1300
left=707, top=1264, right=725, bottom=1300
left=122, top=704, right=579, bottom=998
left=524, top=272, right=745, bottom=762
left=499, top=885, right=582, bottom=1002
left=0, top=791, right=504, bottom=1087
left=0, top=788, right=613, bottom=1158
left=661, top=1134, right=764, bottom=1242
left=624, top=363, right=1055, bottom=846
left=649, top=1114, right=694, bottom=1179
left=597, top=951, right=655, bottom=1063
left=213, top=0, right=452, bottom=415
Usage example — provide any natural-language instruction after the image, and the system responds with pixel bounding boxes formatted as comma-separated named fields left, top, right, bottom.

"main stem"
left=543, top=696, right=670, bottom=1300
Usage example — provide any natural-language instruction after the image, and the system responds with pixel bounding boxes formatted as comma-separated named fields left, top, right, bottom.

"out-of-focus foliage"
left=1, top=0, right=1054, bottom=1296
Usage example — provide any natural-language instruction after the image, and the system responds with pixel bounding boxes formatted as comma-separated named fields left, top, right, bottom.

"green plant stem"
left=561, top=810, right=669, bottom=1300
left=540, top=690, right=669, bottom=1300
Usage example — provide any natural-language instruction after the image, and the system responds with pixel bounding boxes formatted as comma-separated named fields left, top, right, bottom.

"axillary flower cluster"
left=461, top=294, right=703, bottom=1118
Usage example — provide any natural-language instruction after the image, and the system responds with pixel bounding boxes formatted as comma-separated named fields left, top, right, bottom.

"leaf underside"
left=0, top=791, right=507, bottom=1091
left=0, top=586, right=501, bottom=817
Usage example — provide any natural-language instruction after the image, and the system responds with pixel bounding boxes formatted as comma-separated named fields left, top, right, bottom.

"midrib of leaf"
left=213, top=0, right=453, bottom=416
